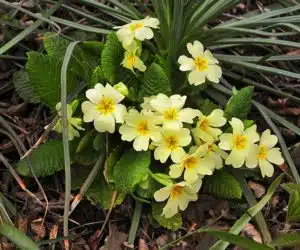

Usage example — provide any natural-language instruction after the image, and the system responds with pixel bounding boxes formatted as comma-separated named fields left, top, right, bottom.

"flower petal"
left=162, top=198, right=178, bottom=218
left=113, top=104, right=127, bottom=124
left=204, top=50, right=219, bottom=64
left=178, top=108, right=201, bottom=124
left=135, top=27, right=154, bottom=41
left=86, top=85, right=104, bottom=104
left=246, top=144, right=259, bottom=168
left=226, top=149, right=246, bottom=168
left=154, top=146, right=171, bottom=163
left=171, top=147, right=186, bottom=163
left=207, top=109, right=226, bottom=127
left=219, top=133, right=233, bottom=150
left=169, top=163, right=184, bottom=178
left=244, top=125, right=259, bottom=143
left=119, top=124, right=138, bottom=141
left=178, top=55, right=195, bottom=71
left=154, top=187, right=171, bottom=202
left=81, top=101, right=99, bottom=122
left=260, top=129, right=278, bottom=149
left=259, top=159, right=274, bottom=177
left=187, top=40, right=204, bottom=58
left=103, top=83, right=125, bottom=103
left=133, top=135, right=150, bottom=151
left=94, top=114, right=115, bottom=133
left=206, top=65, right=222, bottom=83
left=230, top=118, right=244, bottom=135
left=267, top=148, right=284, bottom=165
left=188, top=70, right=206, bottom=86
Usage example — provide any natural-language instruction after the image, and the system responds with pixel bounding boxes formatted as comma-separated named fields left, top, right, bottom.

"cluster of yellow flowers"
left=50, top=17, right=284, bottom=219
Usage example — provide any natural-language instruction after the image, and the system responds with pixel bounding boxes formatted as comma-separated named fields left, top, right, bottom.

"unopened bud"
left=114, top=82, right=129, bottom=96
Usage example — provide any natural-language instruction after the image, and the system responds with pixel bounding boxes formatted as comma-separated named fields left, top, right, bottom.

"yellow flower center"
left=136, top=120, right=149, bottom=136
left=232, top=134, right=248, bottom=150
left=164, top=108, right=178, bottom=120
left=194, top=56, right=208, bottom=72
left=130, top=22, right=144, bottom=31
left=165, top=135, right=178, bottom=150
left=97, top=98, right=115, bottom=115
left=258, top=145, right=268, bottom=160
left=183, top=157, right=199, bottom=169
left=127, top=55, right=136, bottom=66
left=170, top=186, right=183, bottom=199
left=199, top=118, right=209, bottom=131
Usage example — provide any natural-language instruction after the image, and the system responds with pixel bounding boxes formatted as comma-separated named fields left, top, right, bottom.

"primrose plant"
left=53, top=17, right=284, bottom=220
left=15, top=13, right=286, bottom=230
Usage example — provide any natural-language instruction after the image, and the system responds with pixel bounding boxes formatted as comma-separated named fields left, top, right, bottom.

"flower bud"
left=114, top=82, right=129, bottom=96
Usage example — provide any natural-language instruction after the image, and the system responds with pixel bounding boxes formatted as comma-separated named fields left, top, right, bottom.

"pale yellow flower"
left=219, top=118, right=259, bottom=168
left=154, top=178, right=201, bottom=218
left=121, top=50, right=146, bottom=73
left=81, top=83, right=126, bottom=133
left=150, top=94, right=200, bottom=130
left=51, top=101, right=84, bottom=141
left=193, top=109, right=226, bottom=143
left=204, top=143, right=228, bottom=170
left=153, top=128, right=191, bottom=163
left=114, top=16, right=159, bottom=47
left=169, top=144, right=214, bottom=183
left=178, top=40, right=222, bottom=85
left=246, top=129, right=284, bottom=177
left=119, top=109, right=161, bottom=151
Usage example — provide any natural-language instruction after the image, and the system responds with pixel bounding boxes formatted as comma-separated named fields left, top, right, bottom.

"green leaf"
left=26, top=51, right=77, bottom=108
left=271, top=232, right=300, bottom=247
left=71, top=165, right=125, bottom=209
left=197, top=99, right=218, bottom=115
left=90, top=66, right=106, bottom=87
left=43, top=33, right=103, bottom=82
left=225, top=86, right=254, bottom=120
left=101, top=32, right=124, bottom=83
left=0, top=223, right=39, bottom=250
left=152, top=203, right=182, bottom=231
left=204, top=169, right=242, bottom=199
left=17, top=140, right=76, bottom=177
left=281, top=183, right=300, bottom=194
left=136, top=175, right=162, bottom=199
left=139, top=63, right=171, bottom=99
left=12, top=71, right=39, bottom=103
left=111, top=149, right=151, bottom=193
left=93, top=133, right=106, bottom=152
left=287, top=190, right=300, bottom=222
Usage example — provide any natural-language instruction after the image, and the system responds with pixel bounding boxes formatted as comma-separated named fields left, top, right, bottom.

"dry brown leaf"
left=138, top=239, right=149, bottom=250
left=243, top=223, right=262, bottom=243
left=17, top=217, right=27, bottom=233
left=278, top=108, right=300, bottom=116
left=30, top=218, right=46, bottom=239
left=248, top=181, right=265, bottom=198
left=49, top=224, right=58, bottom=240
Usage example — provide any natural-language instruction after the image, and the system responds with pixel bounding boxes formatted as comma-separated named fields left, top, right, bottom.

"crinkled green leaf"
left=12, top=71, right=39, bottom=103
left=139, top=63, right=171, bottom=99
left=204, top=169, right=242, bottom=199
left=287, top=190, right=300, bottom=222
left=271, top=232, right=300, bottom=247
left=17, top=140, right=76, bottom=177
left=152, top=203, right=182, bottom=231
left=198, top=99, right=218, bottom=115
left=26, top=51, right=77, bottom=108
left=71, top=165, right=125, bottom=209
left=136, top=176, right=162, bottom=199
left=90, top=66, right=106, bottom=87
left=43, top=33, right=103, bottom=82
left=225, top=86, right=254, bottom=120
left=101, top=32, right=124, bottom=83
left=111, top=149, right=151, bottom=193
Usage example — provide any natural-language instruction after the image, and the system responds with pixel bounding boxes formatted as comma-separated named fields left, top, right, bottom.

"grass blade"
left=50, top=16, right=110, bottom=34
left=0, top=223, right=39, bottom=250
left=61, top=41, right=81, bottom=249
